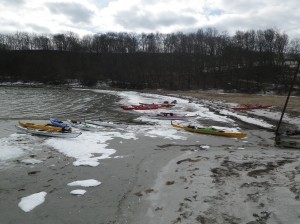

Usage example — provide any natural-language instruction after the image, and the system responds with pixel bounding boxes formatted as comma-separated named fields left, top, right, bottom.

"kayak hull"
left=85, top=120, right=128, bottom=128
left=67, top=120, right=99, bottom=131
left=15, top=125, right=81, bottom=138
left=18, top=121, right=63, bottom=132
left=121, top=104, right=175, bottom=110
left=171, top=122, right=246, bottom=138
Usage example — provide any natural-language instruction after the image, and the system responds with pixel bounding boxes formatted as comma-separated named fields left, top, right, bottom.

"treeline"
left=0, top=28, right=299, bottom=92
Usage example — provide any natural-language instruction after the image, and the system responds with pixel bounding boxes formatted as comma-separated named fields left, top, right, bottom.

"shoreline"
left=1, top=86, right=300, bottom=223
left=1, top=83, right=300, bottom=111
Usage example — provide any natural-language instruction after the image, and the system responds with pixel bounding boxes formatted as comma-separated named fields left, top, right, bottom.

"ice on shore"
left=18, top=192, right=47, bottom=212
left=70, top=189, right=87, bottom=195
left=220, top=109, right=274, bottom=129
left=0, top=134, right=27, bottom=161
left=67, top=179, right=101, bottom=187
left=21, top=158, right=42, bottom=164
left=200, top=145, right=210, bottom=149
left=43, top=132, right=119, bottom=167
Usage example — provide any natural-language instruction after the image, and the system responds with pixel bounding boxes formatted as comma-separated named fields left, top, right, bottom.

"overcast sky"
left=1, top=0, right=299, bottom=39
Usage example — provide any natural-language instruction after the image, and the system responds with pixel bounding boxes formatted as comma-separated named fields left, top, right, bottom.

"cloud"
left=46, top=2, right=94, bottom=24
left=0, top=0, right=300, bottom=39
left=26, top=23, right=51, bottom=33
left=1, top=0, right=25, bottom=6
left=114, top=6, right=197, bottom=32
left=89, top=0, right=111, bottom=9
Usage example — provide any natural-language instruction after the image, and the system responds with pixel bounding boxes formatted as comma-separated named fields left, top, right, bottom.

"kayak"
left=67, top=120, right=99, bottom=131
left=121, top=103, right=175, bottom=110
left=18, top=121, right=64, bottom=132
left=171, top=122, right=247, bottom=138
left=85, top=119, right=128, bottom=128
left=231, top=105, right=272, bottom=111
left=149, top=112, right=198, bottom=120
left=139, top=103, right=175, bottom=108
left=121, top=105, right=160, bottom=110
left=16, top=122, right=81, bottom=138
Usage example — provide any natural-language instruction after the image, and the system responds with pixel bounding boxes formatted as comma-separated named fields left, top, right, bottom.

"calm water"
left=0, top=86, right=140, bottom=139
left=0, top=86, right=136, bottom=122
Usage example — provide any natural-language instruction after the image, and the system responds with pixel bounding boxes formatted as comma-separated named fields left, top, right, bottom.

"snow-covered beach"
left=1, top=87, right=300, bottom=223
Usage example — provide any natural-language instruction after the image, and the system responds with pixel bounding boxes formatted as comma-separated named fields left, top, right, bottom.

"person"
left=286, top=130, right=300, bottom=136
left=62, top=126, right=71, bottom=133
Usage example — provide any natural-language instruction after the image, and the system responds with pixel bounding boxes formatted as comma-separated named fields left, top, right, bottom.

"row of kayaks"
left=121, top=101, right=177, bottom=110
left=120, top=100, right=247, bottom=138
left=122, top=101, right=272, bottom=112
left=121, top=100, right=199, bottom=120
left=16, top=118, right=247, bottom=139
left=16, top=97, right=250, bottom=139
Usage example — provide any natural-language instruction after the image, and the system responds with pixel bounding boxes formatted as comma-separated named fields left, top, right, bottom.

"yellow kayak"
left=18, top=121, right=64, bottom=133
left=171, top=122, right=247, bottom=138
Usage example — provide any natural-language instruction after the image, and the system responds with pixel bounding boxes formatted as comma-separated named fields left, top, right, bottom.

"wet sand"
left=0, top=126, right=191, bottom=224
left=127, top=130, right=300, bottom=224
left=2, top=127, right=300, bottom=224
left=1, top=91, right=300, bottom=224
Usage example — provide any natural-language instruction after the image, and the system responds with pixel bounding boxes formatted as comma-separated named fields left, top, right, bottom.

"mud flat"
left=125, top=129, right=300, bottom=224
left=2, top=124, right=300, bottom=224
left=0, top=128, right=200, bottom=224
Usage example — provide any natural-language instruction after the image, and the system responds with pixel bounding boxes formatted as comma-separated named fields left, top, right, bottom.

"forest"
left=0, top=28, right=299, bottom=92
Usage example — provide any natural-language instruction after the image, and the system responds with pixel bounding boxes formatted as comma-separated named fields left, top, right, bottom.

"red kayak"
left=121, top=105, right=160, bottom=110
left=139, top=103, right=175, bottom=108
left=121, top=103, right=175, bottom=110
left=231, top=105, right=272, bottom=111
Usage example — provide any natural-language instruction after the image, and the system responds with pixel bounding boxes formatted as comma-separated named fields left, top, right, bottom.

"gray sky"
left=1, top=0, right=299, bottom=39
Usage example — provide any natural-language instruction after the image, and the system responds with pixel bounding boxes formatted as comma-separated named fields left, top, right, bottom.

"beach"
left=128, top=129, right=300, bottom=224
left=2, top=128, right=300, bottom=224
left=1, top=88, right=300, bottom=224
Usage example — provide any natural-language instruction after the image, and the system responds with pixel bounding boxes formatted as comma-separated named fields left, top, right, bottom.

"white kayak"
left=85, top=119, right=128, bottom=128
left=67, top=120, right=99, bottom=131
left=15, top=125, right=82, bottom=138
